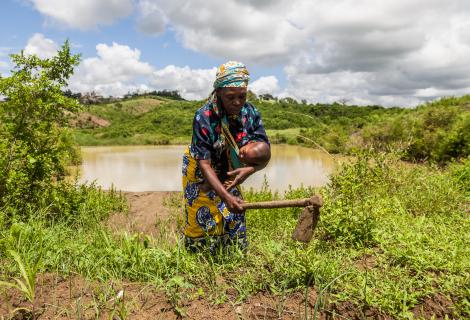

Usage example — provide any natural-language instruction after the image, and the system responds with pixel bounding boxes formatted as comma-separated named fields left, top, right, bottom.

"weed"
left=165, top=275, right=193, bottom=317
left=0, top=249, right=41, bottom=318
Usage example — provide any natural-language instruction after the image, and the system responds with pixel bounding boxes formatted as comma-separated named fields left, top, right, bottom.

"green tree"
left=0, top=41, right=81, bottom=221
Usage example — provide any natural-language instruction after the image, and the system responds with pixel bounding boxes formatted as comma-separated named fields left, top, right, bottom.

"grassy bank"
left=1, top=152, right=469, bottom=318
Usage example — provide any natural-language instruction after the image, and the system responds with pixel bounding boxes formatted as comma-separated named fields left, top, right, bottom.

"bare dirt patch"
left=355, top=254, right=377, bottom=271
left=69, top=112, right=111, bottom=129
left=412, top=293, right=456, bottom=319
left=107, top=191, right=181, bottom=237
left=326, top=301, right=393, bottom=320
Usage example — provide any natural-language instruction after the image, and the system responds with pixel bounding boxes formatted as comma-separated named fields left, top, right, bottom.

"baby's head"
left=239, top=141, right=271, bottom=166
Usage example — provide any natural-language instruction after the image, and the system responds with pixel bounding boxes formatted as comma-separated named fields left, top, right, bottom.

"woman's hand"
left=198, top=159, right=245, bottom=214
left=222, top=193, right=245, bottom=214
left=224, top=166, right=256, bottom=190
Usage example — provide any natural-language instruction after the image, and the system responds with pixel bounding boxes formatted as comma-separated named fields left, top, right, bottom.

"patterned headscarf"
left=209, top=61, right=250, bottom=116
left=213, top=61, right=250, bottom=89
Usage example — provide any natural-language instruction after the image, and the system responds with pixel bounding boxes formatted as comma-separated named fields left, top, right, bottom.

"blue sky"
left=1, top=0, right=470, bottom=106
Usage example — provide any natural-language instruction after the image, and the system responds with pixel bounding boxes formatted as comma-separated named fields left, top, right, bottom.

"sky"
left=1, top=0, right=470, bottom=106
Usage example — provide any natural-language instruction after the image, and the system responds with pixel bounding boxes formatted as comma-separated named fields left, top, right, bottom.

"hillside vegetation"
left=73, top=94, right=470, bottom=163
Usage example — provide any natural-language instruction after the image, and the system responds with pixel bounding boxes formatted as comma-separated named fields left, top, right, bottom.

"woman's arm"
left=223, top=162, right=268, bottom=191
left=198, top=159, right=245, bottom=213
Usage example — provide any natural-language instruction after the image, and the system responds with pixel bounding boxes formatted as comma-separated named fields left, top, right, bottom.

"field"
left=1, top=47, right=469, bottom=319
left=1, top=153, right=469, bottom=319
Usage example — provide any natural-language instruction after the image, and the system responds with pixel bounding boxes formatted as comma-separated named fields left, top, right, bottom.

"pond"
left=79, top=145, right=336, bottom=192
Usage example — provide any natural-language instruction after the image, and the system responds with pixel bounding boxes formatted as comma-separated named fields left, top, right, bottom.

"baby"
left=239, top=141, right=271, bottom=167
left=223, top=141, right=271, bottom=190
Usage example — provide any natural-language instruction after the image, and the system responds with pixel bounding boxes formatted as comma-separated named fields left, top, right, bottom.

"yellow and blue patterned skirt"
left=182, top=147, right=247, bottom=252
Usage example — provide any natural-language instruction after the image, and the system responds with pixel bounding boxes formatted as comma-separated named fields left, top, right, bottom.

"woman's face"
left=217, top=87, right=247, bottom=115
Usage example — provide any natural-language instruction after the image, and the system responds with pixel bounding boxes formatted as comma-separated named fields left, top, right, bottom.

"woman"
left=182, top=61, right=270, bottom=252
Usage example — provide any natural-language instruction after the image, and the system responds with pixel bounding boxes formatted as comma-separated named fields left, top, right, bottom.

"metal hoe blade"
left=291, top=205, right=321, bottom=243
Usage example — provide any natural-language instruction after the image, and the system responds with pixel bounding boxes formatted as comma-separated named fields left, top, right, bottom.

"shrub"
left=0, top=41, right=80, bottom=223
left=321, top=151, right=388, bottom=247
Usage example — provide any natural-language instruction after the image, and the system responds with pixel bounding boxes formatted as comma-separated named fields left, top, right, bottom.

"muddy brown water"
left=78, top=145, right=336, bottom=192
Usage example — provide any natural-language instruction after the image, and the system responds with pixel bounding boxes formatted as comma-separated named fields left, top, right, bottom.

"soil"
left=107, top=191, right=181, bottom=236
left=1, top=274, right=395, bottom=320
left=5, top=275, right=453, bottom=319
left=69, top=112, right=111, bottom=129
left=412, top=293, right=455, bottom=319
left=1, top=273, right=175, bottom=320
left=354, top=254, right=377, bottom=271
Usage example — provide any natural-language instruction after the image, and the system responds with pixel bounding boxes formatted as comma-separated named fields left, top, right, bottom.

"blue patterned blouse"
left=188, top=101, right=269, bottom=181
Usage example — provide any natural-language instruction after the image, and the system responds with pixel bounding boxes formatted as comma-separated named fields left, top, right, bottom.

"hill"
left=73, top=94, right=470, bottom=163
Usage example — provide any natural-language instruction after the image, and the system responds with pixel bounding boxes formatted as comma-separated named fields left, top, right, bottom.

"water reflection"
left=79, top=145, right=335, bottom=192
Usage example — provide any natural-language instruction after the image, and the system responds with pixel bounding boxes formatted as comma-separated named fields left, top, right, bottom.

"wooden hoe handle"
left=241, top=195, right=323, bottom=210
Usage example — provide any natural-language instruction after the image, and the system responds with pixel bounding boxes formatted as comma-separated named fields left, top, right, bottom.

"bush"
left=0, top=41, right=81, bottom=223
left=321, top=151, right=387, bottom=247
left=361, top=98, right=470, bottom=163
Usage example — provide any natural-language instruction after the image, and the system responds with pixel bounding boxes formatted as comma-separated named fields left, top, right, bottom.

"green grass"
left=266, top=128, right=303, bottom=144
left=1, top=152, right=469, bottom=318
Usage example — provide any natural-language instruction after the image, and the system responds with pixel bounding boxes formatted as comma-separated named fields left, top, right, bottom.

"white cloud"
left=134, top=0, right=470, bottom=106
left=136, top=0, right=167, bottom=35
left=29, top=0, right=133, bottom=29
left=136, top=0, right=306, bottom=65
left=20, top=36, right=214, bottom=99
left=0, top=60, right=9, bottom=75
left=69, top=42, right=154, bottom=97
left=250, top=76, right=280, bottom=96
left=282, top=70, right=422, bottom=107
left=16, top=35, right=215, bottom=99
left=74, top=82, right=153, bottom=97
left=282, top=1, right=470, bottom=105
left=71, top=45, right=219, bottom=99
left=19, top=1, right=470, bottom=105
left=151, top=65, right=216, bottom=100
left=415, top=86, right=470, bottom=99
left=24, top=33, right=58, bottom=59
